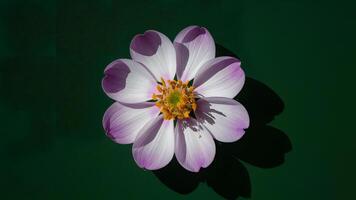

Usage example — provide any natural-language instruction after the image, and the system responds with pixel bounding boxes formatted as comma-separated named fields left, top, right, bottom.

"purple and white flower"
left=102, top=26, right=249, bottom=172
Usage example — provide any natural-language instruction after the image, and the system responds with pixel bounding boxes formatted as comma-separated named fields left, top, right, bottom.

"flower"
left=102, top=26, right=250, bottom=172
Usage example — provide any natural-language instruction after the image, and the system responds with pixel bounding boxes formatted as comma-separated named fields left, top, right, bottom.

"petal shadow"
left=154, top=158, right=202, bottom=194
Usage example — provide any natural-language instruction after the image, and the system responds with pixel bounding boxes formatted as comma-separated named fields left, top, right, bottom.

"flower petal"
left=130, top=30, right=176, bottom=80
left=103, top=102, right=160, bottom=144
left=175, top=118, right=216, bottom=172
left=174, top=26, right=215, bottom=82
left=193, top=56, right=245, bottom=98
left=195, top=97, right=249, bottom=143
left=102, top=59, right=157, bottom=103
left=132, top=115, right=174, bottom=170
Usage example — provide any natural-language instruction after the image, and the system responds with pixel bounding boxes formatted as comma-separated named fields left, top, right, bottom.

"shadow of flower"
left=153, top=44, right=292, bottom=199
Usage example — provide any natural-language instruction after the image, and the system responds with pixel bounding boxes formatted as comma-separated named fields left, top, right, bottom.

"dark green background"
left=1, top=0, right=355, bottom=199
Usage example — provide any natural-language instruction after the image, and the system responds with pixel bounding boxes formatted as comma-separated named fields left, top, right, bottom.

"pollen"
left=152, top=78, right=197, bottom=120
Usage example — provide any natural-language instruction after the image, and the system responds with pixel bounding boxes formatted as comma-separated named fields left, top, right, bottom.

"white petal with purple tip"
left=102, top=59, right=157, bottom=103
left=103, top=102, right=160, bottom=144
left=132, top=115, right=175, bottom=170
left=193, top=56, right=245, bottom=98
left=195, top=97, right=249, bottom=143
left=174, top=26, right=215, bottom=82
left=175, top=118, right=216, bottom=172
left=130, top=30, right=176, bottom=80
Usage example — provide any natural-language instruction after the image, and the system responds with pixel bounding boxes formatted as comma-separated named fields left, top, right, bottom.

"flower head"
left=102, top=26, right=249, bottom=172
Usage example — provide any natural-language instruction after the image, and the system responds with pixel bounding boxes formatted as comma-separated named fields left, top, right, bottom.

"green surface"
left=1, top=0, right=355, bottom=199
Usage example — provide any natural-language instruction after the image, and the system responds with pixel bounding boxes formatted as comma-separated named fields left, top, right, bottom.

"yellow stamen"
left=152, top=78, right=197, bottom=120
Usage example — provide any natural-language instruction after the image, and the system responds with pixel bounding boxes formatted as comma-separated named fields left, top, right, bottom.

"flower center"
left=152, top=78, right=197, bottom=120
